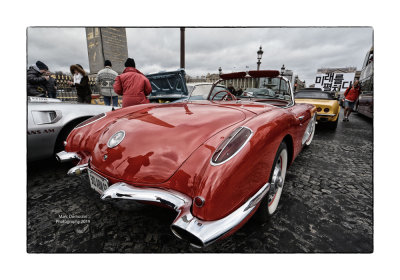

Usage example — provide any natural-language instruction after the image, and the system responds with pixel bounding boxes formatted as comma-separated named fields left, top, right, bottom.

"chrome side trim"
left=210, top=126, right=254, bottom=166
left=74, top=113, right=107, bottom=129
left=56, top=151, right=81, bottom=163
left=100, top=181, right=269, bottom=248
left=67, top=163, right=88, bottom=176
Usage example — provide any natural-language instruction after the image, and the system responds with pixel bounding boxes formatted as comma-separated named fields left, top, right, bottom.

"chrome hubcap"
left=268, top=157, right=284, bottom=205
left=302, top=115, right=315, bottom=145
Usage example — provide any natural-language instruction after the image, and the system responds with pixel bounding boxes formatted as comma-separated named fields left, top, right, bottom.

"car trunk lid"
left=90, top=103, right=246, bottom=184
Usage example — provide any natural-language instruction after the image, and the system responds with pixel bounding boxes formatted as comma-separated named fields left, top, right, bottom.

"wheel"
left=255, top=141, right=288, bottom=222
left=54, top=118, right=88, bottom=154
left=303, top=113, right=316, bottom=147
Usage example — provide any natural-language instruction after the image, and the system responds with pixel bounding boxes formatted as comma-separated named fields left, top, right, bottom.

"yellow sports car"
left=295, top=89, right=340, bottom=129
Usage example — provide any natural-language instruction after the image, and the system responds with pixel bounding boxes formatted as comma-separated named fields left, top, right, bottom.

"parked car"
left=27, top=97, right=112, bottom=162
left=56, top=70, right=316, bottom=248
left=295, top=88, right=340, bottom=129
left=355, top=46, right=373, bottom=118
left=146, top=69, right=189, bottom=103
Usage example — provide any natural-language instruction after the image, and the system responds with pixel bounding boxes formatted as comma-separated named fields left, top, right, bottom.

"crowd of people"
left=27, top=59, right=362, bottom=121
left=27, top=58, right=152, bottom=108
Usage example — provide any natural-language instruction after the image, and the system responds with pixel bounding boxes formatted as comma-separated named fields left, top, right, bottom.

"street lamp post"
left=256, top=46, right=263, bottom=87
left=279, top=64, right=285, bottom=94
left=257, top=46, right=263, bottom=70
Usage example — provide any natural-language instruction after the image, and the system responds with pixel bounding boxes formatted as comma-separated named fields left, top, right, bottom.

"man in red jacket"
left=113, top=58, right=152, bottom=107
left=343, top=80, right=361, bottom=122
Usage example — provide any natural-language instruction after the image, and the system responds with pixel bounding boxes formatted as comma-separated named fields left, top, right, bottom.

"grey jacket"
left=95, top=67, right=118, bottom=97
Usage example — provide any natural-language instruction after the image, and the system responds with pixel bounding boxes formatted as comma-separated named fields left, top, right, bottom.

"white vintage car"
left=27, top=97, right=113, bottom=161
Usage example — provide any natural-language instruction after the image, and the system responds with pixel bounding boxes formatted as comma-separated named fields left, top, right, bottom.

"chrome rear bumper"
left=101, top=182, right=270, bottom=248
left=55, top=151, right=80, bottom=163
left=316, top=113, right=336, bottom=117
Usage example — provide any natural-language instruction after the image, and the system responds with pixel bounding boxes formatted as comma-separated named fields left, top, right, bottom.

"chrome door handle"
left=298, top=116, right=305, bottom=121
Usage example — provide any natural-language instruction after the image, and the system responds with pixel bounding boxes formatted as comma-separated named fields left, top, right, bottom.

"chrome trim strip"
left=67, top=163, right=88, bottom=176
left=55, top=151, right=81, bottom=163
left=210, top=126, right=254, bottom=166
left=316, top=113, right=336, bottom=117
left=100, top=181, right=270, bottom=248
left=74, top=113, right=107, bottom=129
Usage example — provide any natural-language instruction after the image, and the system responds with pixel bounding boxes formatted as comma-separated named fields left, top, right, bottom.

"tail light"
left=324, top=108, right=329, bottom=112
left=211, top=127, right=253, bottom=165
left=75, top=113, right=106, bottom=129
left=194, top=196, right=205, bottom=207
left=317, top=107, right=322, bottom=112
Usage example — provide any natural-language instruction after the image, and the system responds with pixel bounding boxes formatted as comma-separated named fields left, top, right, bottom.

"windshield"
left=190, top=84, right=227, bottom=100
left=295, top=91, right=336, bottom=100
left=238, top=77, right=292, bottom=101
left=206, top=76, right=294, bottom=106
left=241, top=88, right=276, bottom=98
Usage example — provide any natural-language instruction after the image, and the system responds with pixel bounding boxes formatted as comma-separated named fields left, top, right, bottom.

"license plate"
left=88, top=169, right=109, bottom=194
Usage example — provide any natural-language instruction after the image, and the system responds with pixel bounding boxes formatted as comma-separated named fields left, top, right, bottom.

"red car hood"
left=90, top=103, right=247, bottom=184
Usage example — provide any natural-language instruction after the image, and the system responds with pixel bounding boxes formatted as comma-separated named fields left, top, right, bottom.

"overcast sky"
left=27, top=27, right=372, bottom=86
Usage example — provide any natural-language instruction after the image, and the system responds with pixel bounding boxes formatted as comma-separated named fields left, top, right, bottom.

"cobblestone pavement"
left=27, top=110, right=373, bottom=253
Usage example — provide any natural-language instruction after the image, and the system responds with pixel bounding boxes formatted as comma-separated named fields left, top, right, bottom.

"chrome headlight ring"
left=107, top=130, right=126, bottom=148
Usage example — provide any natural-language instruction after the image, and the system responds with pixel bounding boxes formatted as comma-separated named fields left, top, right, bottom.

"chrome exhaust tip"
left=170, top=225, right=205, bottom=248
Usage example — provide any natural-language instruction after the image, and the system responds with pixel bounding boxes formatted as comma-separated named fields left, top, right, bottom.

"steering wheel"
left=211, top=90, right=237, bottom=101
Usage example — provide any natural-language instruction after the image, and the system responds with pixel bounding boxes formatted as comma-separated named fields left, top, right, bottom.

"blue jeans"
left=104, top=96, right=119, bottom=106
left=344, top=100, right=355, bottom=109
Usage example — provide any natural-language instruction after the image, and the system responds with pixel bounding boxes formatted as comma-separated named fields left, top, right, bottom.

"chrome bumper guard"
left=56, top=151, right=80, bottom=163
left=101, top=182, right=270, bottom=248
left=67, top=163, right=88, bottom=176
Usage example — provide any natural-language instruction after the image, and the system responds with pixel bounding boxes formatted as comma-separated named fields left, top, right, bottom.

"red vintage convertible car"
left=56, top=70, right=316, bottom=248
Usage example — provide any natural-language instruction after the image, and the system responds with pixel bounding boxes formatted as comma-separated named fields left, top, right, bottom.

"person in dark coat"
left=45, top=71, right=57, bottom=99
left=113, top=58, right=152, bottom=108
left=27, top=61, right=50, bottom=96
left=227, top=83, right=236, bottom=95
left=68, top=64, right=92, bottom=104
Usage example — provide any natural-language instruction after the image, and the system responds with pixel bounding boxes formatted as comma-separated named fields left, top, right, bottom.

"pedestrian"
left=227, top=83, right=236, bottom=95
left=45, top=71, right=57, bottom=99
left=27, top=61, right=50, bottom=97
left=343, top=80, right=361, bottom=122
left=68, top=64, right=92, bottom=104
left=235, top=87, right=243, bottom=96
left=113, top=58, right=152, bottom=107
left=96, top=60, right=119, bottom=106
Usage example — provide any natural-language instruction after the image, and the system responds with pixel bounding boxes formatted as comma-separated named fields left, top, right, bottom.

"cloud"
left=27, top=27, right=373, bottom=86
